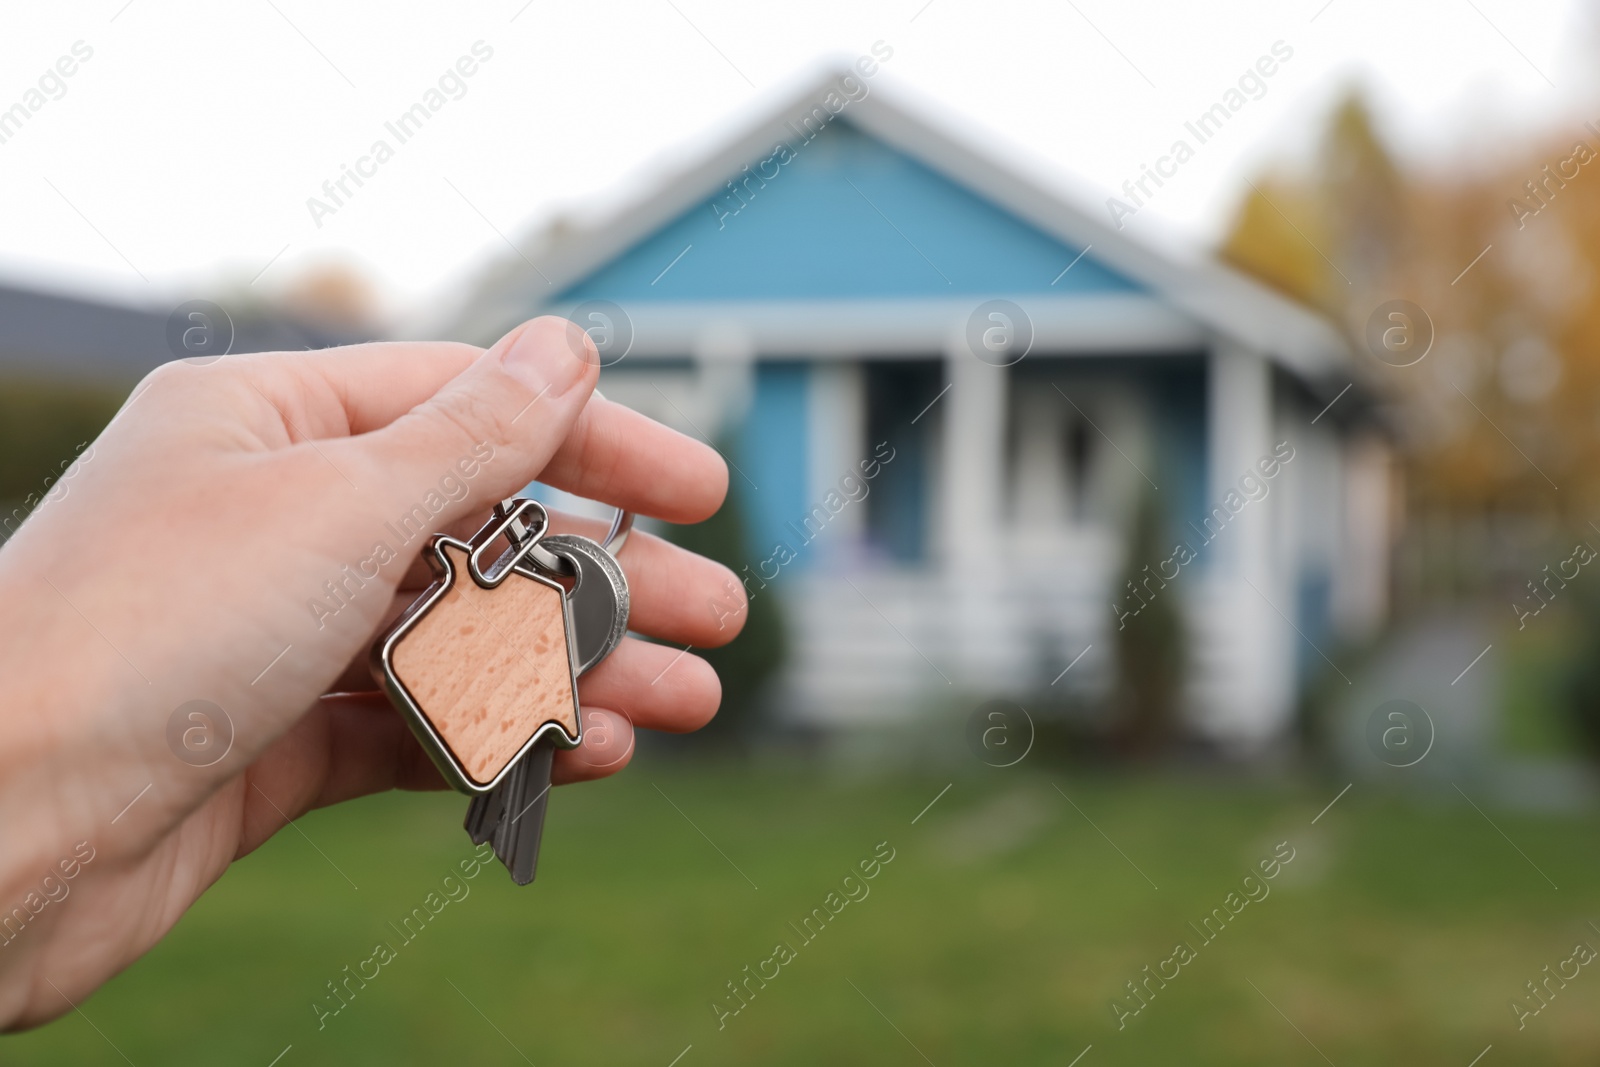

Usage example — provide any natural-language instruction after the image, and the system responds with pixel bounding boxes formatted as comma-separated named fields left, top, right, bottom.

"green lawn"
left=7, top=758, right=1600, bottom=1065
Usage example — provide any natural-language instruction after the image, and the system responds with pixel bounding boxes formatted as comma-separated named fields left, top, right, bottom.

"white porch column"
left=938, top=338, right=1007, bottom=559
left=1333, top=432, right=1392, bottom=639
left=1208, top=345, right=1272, bottom=575
left=1194, top=343, right=1293, bottom=748
left=937, top=335, right=1008, bottom=686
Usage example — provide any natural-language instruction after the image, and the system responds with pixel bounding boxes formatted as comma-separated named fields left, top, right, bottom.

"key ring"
left=526, top=506, right=632, bottom=574
left=495, top=497, right=629, bottom=575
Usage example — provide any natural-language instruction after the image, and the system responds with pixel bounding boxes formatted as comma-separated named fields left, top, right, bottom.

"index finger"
left=283, top=337, right=728, bottom=523
left=540, top=394, right=728, bottom=524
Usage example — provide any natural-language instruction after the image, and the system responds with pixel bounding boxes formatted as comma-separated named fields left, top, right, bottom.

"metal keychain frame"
left=469, top=498, right=549, bottom=588
left=370, top=503, right=584, bottom=796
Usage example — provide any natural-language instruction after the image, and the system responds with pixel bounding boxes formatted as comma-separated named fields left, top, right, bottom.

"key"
left=493, top=742, right=553, bottom=883
left=536, top=533, right=632, bottom=673
left=483, top=531, right=631, bottom=883
left=370, top=499, right=584, bottom=832
left=464, top=786, right=502, bottom=846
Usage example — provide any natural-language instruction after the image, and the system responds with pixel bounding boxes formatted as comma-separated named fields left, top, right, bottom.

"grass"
left=6, top=757, right=1600, bottom=1065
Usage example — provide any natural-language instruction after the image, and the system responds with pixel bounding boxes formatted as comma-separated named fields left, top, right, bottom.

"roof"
left=435, top=64, right=1354, bottom=386
left=0, top=282, right=171, bottom=382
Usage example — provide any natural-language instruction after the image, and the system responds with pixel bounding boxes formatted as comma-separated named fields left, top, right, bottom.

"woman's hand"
left=0, top=316, right=744, bottom=1029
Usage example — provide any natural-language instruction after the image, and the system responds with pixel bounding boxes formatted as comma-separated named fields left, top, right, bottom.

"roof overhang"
left=432, top=64, right=1355, bottom=391
left=543, top=293, right=1205, bottom=361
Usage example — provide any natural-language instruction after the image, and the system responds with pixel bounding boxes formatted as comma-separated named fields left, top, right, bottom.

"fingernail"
left=500, top=318, right=591, bottom=397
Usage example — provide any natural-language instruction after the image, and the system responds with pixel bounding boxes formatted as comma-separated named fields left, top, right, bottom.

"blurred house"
left=437, top=67, right=1391, bottom=750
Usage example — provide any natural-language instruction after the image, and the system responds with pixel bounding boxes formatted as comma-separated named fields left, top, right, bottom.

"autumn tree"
left=1220, top=90, right=1600, bottom=555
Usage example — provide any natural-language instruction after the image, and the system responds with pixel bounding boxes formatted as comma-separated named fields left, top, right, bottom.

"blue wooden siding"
left=1296, top=570, right=1333, bottom=680
left=554, top=119, right=1144, bottom=304
left=1145, top=358, right=1209, bottom=549
left=736, top=362, right=810, bottom=572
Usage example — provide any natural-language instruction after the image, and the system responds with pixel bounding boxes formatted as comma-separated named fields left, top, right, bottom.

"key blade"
left=491, top=757, right=525, bottom=869
left=464, top=787, right=504, bottom=846
left=505, top=743, right=555, bottom=886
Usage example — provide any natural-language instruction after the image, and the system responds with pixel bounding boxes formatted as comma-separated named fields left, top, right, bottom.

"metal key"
left=471, top=529, right=631, bottom=883
left=538, top=533, right=632, bottom=673
left=492, top=743, right=553, bottom=883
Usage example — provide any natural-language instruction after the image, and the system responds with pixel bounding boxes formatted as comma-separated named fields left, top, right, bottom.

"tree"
left=0, top=381, right=121, bottom=543
left=1221, top=92, right=1408, bottom=316
left=664, top=441, right=787, bottom=742
left=1219, top=82, right=1600, bottom=765
left=1110, top=486, right=1185, bottom=755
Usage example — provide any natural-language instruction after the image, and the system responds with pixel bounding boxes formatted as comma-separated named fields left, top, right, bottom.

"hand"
left=0, top=317, right=743, bottom=1029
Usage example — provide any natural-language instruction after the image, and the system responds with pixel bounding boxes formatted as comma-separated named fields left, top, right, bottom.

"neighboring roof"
left=438, top=64, right=1353, bottom=385
left=0, top=282, right=370, bottom=382
left=0, top=283, right=170, bottom=382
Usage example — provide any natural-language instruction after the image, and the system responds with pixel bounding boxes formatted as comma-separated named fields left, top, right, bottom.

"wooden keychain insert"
left=373, top=501, right=582, bottom=792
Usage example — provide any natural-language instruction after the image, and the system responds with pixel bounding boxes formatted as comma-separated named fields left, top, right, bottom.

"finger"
left=309, top=693, right=451, bottom=809
left=365, top=395, right=724, bottom=525
left=612, top=529, right=748, bottom=647
left=392, top=508, right=745, bottom=632
left=553, top=708, right=635, bottom=784
left=237, top=693, right=448, bottom=855
left=579, top=511, right=752, bottom=647
left=577, top=636, right=721, bottom=733
left=277, top=340, right=482, bottom=436
left=335, top=317, right=599, bottom=526
left=292, top=335, right=726, bottom=523
left=541, top=397, right=727, bottom=523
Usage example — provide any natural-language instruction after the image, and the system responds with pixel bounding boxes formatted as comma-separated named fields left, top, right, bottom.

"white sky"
left=1, top=0, right=1595, bottom=321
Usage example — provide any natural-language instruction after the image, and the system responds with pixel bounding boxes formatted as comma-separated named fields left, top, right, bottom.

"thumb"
left=346, top=316, right=599, bottom=525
